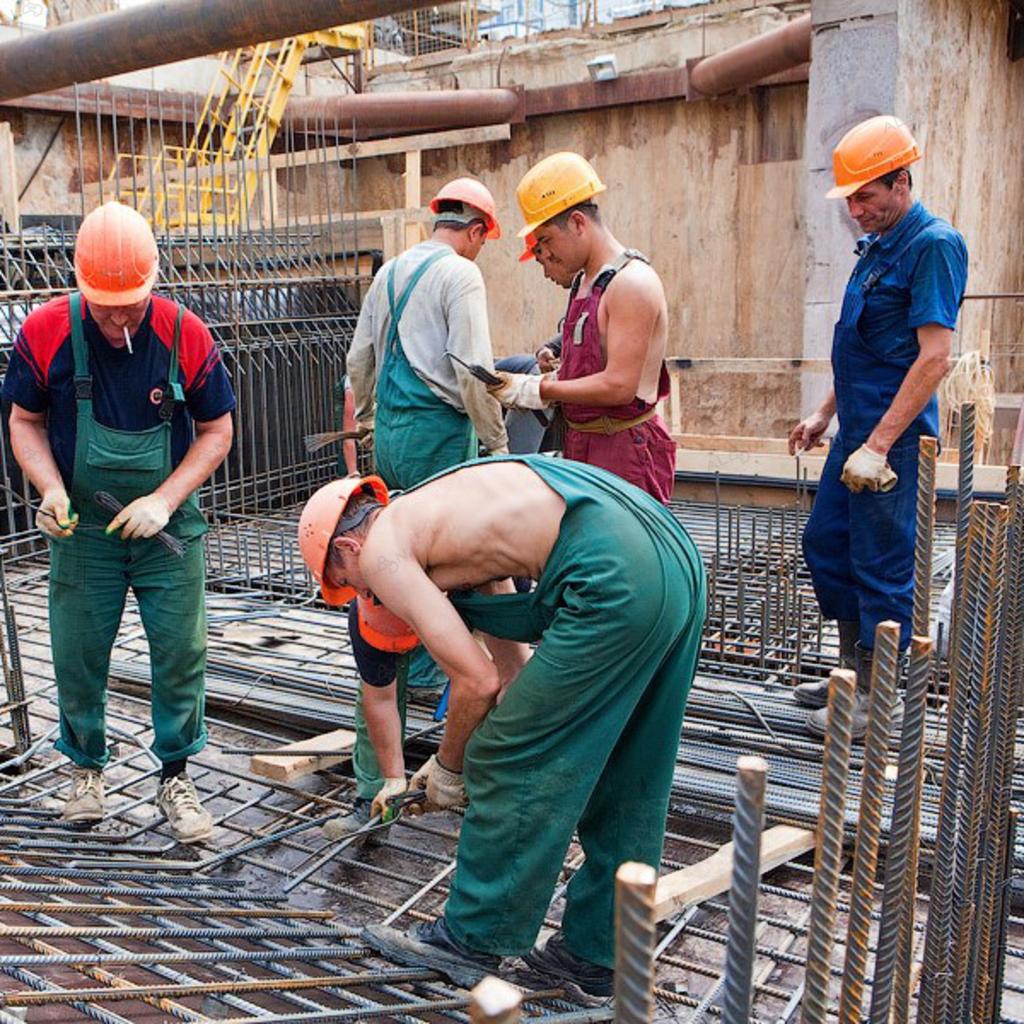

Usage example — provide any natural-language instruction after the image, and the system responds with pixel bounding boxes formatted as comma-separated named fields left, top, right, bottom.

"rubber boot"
left=793, top=619, right=858, bottom=709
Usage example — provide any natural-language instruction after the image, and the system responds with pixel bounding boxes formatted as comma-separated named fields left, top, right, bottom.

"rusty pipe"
left=0, top=0, right=439, bottom=105
left=284, top=88, right=522, bottom=131
left=689, top=12, right=811, bottom=98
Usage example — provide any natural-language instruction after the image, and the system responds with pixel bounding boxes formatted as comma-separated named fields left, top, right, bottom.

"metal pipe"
left=0, top=0, right=441, bottom=104
left=721, top=755, right=767, bottom=1024
left=614, top=861, right=658, bottom=1024
left=285, top=89, right=522, bottom=132
left=689, top=13, right=811, bottom=98
left=838, top=621, right=901, bottom=1024
left=801, top=668, right=856, bottom=1024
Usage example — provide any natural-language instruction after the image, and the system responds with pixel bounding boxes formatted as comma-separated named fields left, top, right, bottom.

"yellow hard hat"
left=515, top=152, right=606, bottom=238
left=826, top=115, right=922, bottom=199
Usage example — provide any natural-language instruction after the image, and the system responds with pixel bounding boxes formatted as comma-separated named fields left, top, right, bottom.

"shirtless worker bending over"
left=298, top=455, right=706, bottom=993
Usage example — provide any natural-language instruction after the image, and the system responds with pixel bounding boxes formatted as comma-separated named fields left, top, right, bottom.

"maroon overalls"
left=558, top=253, right=677, bottom=504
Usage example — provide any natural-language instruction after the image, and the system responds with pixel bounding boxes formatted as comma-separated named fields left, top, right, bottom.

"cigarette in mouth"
left=123, top=325, right=133, bottom=355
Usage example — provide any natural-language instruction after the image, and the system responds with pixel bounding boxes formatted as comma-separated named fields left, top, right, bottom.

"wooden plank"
left=678, top=433, right=806, bottom=455
left=668, top=357, right=832, bottom=374
left=654, top=824, right=816, bottom=922
left=0, top=122, right=19, bottom=231
left=249, top=728, right=356, bottom=783
left=403, top=149, right=424, bottom=251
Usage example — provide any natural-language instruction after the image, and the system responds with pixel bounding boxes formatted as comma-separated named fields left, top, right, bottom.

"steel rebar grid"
left=837, top=621, right=900, bottom=1024
left=720, top=755, right=767, bottom=1024
left=912, top=436, right=938, bottom=638
left=613, top=861, right=657, bottom=1024
left=867, top=635, right=933, bottom=1024
left=800, top=668, right=856, bottom=1024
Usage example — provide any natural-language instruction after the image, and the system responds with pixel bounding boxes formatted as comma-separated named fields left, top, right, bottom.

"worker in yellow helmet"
left=488, top=152, right=677, bottom=503
left=2, top=202, right=235, bottom=840
left=788, top=116, right=968, bottom=739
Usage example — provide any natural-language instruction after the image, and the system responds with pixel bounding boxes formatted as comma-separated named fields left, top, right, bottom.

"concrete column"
left=800, top=0, right=899, bottom=418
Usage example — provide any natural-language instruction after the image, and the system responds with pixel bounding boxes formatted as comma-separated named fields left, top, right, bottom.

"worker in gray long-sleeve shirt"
left=328, top=178, right=509, bottom=842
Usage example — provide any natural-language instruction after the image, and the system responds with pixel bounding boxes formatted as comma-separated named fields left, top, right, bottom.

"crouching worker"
left=297, top=455, right=706, bottom=995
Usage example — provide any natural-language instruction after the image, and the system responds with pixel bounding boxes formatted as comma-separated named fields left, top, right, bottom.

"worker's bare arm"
left=362, top=536, right=499, bottom=771
left=8, top=404, right=65, bottom=495
left=867, top=324, right=951, bottom=454
left=540, top=268, right=660, bottom=406
left=155, top=411, right=233, bottom=513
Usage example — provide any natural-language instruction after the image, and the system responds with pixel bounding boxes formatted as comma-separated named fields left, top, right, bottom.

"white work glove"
left=105, top=493, right=172, bottom=540
left=356, top=421, right=374, bottom=449
left=536, top=346, right=561, bottom=374
left=371, top=776, right=409, bottom=820
left=486, top=443, right=510, bottom=456
left=37, top=487, right=78, bottom=539
left=840, top=445, right=898, bottom=494
left=408, top=754, right=467, bottom=813
left=487, top=371, right=553, bottom=411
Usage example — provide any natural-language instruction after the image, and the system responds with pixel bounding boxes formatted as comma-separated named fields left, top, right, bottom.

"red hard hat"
left=298, top=475, right=389, bottom=606
left=358, top=596, right=419, bottom=653
left=430, top=178, right=501, bottom=239
left=519, top=232, right=537, bottom=264
left=74, top=201, right=159, bottom=305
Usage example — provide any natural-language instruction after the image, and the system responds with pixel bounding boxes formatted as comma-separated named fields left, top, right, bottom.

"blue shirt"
left=2, top=294, right=236, bottom=488
left=850, top=200, right=968, bottom=358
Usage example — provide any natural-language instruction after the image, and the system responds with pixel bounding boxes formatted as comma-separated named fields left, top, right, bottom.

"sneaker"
left=525, top=933, right=613, bottom=997
left=156, top=773, right=214, bottom=844
left=62, top=767, right=105, bottom=823
left=323, top=796, right=383, bottom=844
left=362, top=917, right=500, bottom=989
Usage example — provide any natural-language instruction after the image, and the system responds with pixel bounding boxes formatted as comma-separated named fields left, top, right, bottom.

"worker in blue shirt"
left=788, top=116, right=968, bottom=739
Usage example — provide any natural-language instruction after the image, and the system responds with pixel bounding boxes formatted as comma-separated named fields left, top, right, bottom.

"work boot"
left=62, top=767, right=105, bottom=823
left=362, top=917, right=501, bottom=989
left=156, top=773, right=214, bottom=844
left=525, top=933, right=614, bottom=997
left=805, top=644, right=904, bottom=742
left=793, top=619, right=859, bottom=709
left=322, top=796, right=384, bottom=845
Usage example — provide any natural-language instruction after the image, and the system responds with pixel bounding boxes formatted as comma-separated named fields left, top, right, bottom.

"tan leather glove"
left=37, top=487, right=78, bottom=539
left=840, top=445, right=898, bottom=494
left=486, top=371, right=552, bottom=411
left=371, top=776, right=409, bottom=820
left=408, top=754, right=467, bottom=813
left=105, top=493, right=172, bottom=540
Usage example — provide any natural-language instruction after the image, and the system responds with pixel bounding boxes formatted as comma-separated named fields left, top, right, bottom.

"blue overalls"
left=803, top=202, right=968, bottom=650
left=351, top=247, right=479, bottom=800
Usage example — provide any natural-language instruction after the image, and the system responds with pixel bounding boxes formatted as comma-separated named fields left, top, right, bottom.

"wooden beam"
left=0, top=121, right=19, bottom=231
left=249, top=728, right=356, bottom=783
left=654, top=824, right=816, bottom=922
left=678, top=433, right=814, bottom=455
left=668, top=357, right=831, bottom=374
left=403, top=149, right=424, bottom=251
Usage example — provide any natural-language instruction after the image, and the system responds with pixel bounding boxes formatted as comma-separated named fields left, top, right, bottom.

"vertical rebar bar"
left=800, top=668, right=856, bottom=1024
left=614, top=861, right=658, bottom=1024
left=470, top=977, right=522, bottom=1024
left=837, top=621, right=900, bottom=1024
left=721, top=755, right=766, bottom=1024
left=867, top=635, right=933, bottom=1024
left=912, top=436, right=937, bottom=638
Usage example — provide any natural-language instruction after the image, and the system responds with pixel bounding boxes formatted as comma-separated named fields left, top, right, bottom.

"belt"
left=564, top=407, right=656, bottom=435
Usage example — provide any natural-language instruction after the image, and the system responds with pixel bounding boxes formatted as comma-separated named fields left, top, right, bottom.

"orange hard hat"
left=298, top=475, right=389, bottom=606
left=826, top=116, right=922, bottom=199
left=519, top=232, right=537, bottom=263
left=430, top=178, right=501, bottom=239
left=516, top=152, right=606, bottom=238
left=358, top=595, right=419, bottom=654
left=74, top=201, right=159, bottom=305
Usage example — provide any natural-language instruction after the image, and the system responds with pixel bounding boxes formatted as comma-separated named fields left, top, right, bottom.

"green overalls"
left=432, top=455, right=705, bottom=967
left=352, top=247, right=479, bottom=800
left=49, top=294, right=209, bottom=770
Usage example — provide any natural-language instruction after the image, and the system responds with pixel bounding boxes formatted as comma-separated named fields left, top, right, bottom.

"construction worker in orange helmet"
left=343, top=178, right=511, bottom=836
left=488, top=152, right=678, bottom=504
left=2, top=201, right=235, bottom=841
left=789, top=115, right=968, bottom=740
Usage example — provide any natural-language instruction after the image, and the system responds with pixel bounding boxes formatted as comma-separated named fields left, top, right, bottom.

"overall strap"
left=385, top=248, right=453, bottom=350
left=69, top=293, right=92, bottom=402
left=859, top=217, right=934, bottom=296
left=593, top=248, right=650, bottom=292
left=158, top=304, right=185, bottom=422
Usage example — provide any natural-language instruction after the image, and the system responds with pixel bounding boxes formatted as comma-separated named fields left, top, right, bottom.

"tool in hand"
left=303, top=427, right=372, bottom=454
left=382, top=789, right=427, bottom=824
left=445, top=351, right=550, bottom=428
left=93, top=491, right=186, bottom=559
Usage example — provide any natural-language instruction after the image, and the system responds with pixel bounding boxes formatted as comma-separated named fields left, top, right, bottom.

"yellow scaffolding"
left=116, top=25, right=367, bottom=230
